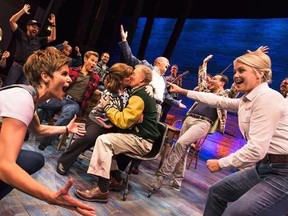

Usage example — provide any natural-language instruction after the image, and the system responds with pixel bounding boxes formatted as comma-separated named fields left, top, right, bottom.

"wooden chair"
left=186, top=134, right=208, bottom=169
left=164, top=118, right=208, bottom=170
left=121, top=122, right=168, bottom=201
left=56, top=116, right=86, bottom=151
left=55, top=92, right=101, bottom=150
left=165, top=114, right=176, bottom=125
left=157, top=119, right=181, bottom=171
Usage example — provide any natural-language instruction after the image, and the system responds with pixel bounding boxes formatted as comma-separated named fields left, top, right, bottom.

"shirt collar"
left=243, top=82, right=268, bottom=102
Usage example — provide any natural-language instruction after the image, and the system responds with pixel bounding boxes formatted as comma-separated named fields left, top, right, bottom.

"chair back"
left=125, top=122, right=168, bottom=161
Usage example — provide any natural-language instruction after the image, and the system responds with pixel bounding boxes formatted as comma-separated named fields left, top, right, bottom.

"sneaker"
left=169, top=180, right=181, bottom=191
left=151, top=176, right=164, bottom=191
left=56, top=162, right=67, bottom=175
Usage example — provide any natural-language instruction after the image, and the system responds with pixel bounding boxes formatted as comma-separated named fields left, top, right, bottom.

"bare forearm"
left=0, top=163, right=53, bottom=202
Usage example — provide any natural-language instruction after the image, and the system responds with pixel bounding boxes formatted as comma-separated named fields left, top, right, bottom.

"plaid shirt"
left=69, top=67, right=100, bottom=116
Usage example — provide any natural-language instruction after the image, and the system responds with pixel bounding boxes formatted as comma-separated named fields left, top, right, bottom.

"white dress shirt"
left=187, top=82, right=288, bottom=169
left=150, top=66, right=165, bottom=103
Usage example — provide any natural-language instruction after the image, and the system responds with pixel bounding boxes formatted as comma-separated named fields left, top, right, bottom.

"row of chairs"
left=55, top=114, right=207, bottom=200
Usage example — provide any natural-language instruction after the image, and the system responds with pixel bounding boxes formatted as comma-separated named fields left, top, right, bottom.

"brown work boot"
left=109, top=177, right=124, bottom=191
left=74, top=185, right=109, bottom=203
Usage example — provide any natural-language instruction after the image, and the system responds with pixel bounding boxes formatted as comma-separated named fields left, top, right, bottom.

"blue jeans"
left=4, top=61, right=29, bottom=86
left=204, top=161, right=288, bottom=216
left=0, top=150, right=45, bottom=199
left=38, top=98, right=80, bottom=146
left=38, top=98, right=80, bottom=126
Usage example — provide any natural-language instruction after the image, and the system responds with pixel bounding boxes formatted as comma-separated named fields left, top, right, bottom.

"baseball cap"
left=27, top=20, right=41, bottom=28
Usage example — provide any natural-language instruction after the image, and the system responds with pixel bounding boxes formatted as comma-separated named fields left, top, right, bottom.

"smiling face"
left=208, top=75, right=225, bottom=93
left=27, top=24, right=40, bottom=37
left=101, top=53, right=110, bottom=64
left=233, top=61, right=261, bottom=94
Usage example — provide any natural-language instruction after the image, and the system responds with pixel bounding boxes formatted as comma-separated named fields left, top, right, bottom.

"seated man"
left=150, top=55, right=238, bottom=192
left=74, top=65, right=160, bottom=203
left=37, top=51, right=100, bottom=150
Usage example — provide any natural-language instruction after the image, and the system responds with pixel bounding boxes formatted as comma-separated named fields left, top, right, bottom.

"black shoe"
left=38, top=137, right=53, bottom=151
left=56, top=162, right=67, bottom=175
left=38, top=143, right=48, bottom=151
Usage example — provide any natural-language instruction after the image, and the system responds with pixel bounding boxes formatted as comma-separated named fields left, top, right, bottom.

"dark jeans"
left=160, top=97, right=177, bottom=123
left=38, top=98, right=80, bottom=147
left=4, top=61, right=29, bottom=86
left=0, top=150, right=45, bottom=199
left=204, top=162, right=288, bottom=216
left=57, top=119, right=116, bottom=171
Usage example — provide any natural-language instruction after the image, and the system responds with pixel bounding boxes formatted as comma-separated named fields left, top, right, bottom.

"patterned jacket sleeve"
left=104, top=95, right=144, bottom=129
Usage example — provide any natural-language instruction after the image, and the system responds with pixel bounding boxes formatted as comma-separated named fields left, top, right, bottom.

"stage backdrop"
left=115, top=18, right=288, bottom=118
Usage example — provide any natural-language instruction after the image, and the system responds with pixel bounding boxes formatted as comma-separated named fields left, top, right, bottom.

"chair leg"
left=194, top=151, right=199, bottom=169
left=122, top=161, right=133, bottom=201
left=56, top=133, right=67, bottom=150
left=186, top=151, right=196, bottom=169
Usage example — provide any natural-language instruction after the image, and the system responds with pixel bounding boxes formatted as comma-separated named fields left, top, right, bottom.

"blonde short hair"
left=234, top=50, right=272, bottom=83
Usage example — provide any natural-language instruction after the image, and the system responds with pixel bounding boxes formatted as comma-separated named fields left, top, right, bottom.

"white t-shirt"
left=0, top=88, right=35, bottom=126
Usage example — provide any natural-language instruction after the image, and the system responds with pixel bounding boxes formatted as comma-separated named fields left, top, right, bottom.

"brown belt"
left=189, top=113, right=214, bottom=125
left=260, top=154, right=288, bottom=163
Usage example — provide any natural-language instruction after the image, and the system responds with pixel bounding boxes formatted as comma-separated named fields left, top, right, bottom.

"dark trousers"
left=160, top=102, right=173, bottom=122
left=57, top=119, right=116, bottom=171
left=0, top=150, right=45, bottom=199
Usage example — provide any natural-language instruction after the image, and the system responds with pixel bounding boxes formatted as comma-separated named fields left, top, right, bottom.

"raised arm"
left=47, top=14, right=56, bottom=43
left=0, top=118, right=95, bottom=215
left=118, top=25, right=151, bottom=68
left=9, top=4, right=30, bottom=31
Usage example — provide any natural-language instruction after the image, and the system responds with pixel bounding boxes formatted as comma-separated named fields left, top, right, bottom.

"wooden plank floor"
left=0, top=136, right=235, bottom=216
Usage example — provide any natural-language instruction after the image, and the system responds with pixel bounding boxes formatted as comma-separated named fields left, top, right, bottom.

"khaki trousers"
left=87, top=133, right=152, bottom=179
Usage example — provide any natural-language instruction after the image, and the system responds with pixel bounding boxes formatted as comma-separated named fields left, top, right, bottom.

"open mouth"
left=62, top=84, right=70, bottom=92
left=234, top=77, right=244, bottom=84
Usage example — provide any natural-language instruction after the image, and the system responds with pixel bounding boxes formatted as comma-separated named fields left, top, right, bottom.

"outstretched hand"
left=48, top=13, right=56, bottom=24
left=247, top=46, right=269, bottom=54
left=1, top=51, right=10, bottom=59
left=50, top=178, right=96, bottom=216
left=168, top=82, right=183, bottom=93
left=120, top=25, right=128, bottom=41
left=23, top=4, right=31, bottom=14
left=168, top=82, right=189, bottom=96
left=178, top=100, right=187, bottom=109
left=203, top=54, right=213, bottom=64
left=66, top=115, right=86, bottom=136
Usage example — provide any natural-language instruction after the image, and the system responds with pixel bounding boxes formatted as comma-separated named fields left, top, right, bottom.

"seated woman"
left=56, top=63, right=132, bottom=175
